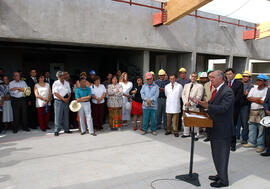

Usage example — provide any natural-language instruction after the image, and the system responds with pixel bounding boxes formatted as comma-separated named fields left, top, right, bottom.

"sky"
left=198, top=0, right=270, bottom=23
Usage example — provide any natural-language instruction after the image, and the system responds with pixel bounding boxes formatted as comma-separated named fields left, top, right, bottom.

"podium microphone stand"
left=175, top=126, right=201, bottom=186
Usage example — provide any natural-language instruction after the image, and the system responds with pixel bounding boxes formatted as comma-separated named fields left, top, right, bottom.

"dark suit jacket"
left=263, top=88, right=270, bottom=112
left=45, top=78, right=55, bottom=88
left=227, top=79, right=244, bottom=108
left=26, top=77, right=36, bottom=103
left=208, top=84, right=235, bottom=140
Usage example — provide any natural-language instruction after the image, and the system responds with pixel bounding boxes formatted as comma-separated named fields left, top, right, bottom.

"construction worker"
left=176, top=67, right=191, bottom=131
left=155, top=69, right=170, bottom=130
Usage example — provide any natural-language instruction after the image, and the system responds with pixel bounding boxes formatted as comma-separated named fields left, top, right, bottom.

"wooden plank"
left=164, top=0, right=212, bottom=25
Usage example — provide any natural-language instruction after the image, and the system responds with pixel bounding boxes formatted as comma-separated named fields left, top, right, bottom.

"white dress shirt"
left=9, top=80, right=28, bottom=98
left=165, top=82, right=183, bottom=113
left=91, top=84, right=106, bottom=104
left=52, top=80, right=71, bottom=100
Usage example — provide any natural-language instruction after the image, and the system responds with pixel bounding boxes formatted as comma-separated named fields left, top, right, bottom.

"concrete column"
left=226, top=55, right=233, bottom=68
left=143, top=51, right=150, bottom=77
left=245, top=57, right=250, bottom=70
left=191, top=51, right=197, bottom=73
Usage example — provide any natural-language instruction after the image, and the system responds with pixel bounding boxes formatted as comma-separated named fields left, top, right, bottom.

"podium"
left=175, top=111, right=213, bottom=187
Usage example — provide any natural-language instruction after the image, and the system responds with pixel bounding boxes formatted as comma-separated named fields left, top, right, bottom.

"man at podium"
left=191, top=70, right=234, bottom=188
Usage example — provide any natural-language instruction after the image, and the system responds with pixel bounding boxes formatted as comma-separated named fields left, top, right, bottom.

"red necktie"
left=210, top=89, right=217, bottom=102
left=229, top=81, right=232, bottom=88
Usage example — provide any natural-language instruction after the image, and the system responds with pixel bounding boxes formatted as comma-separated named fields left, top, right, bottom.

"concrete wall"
left=0, top=0, right=269, bottom=62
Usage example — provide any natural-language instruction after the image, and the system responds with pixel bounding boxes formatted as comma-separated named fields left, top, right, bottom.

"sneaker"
left=256, top=147, right=264, bottom=153
left=152, top=131, right=157, bottom=135
left=141, top=131, right=147, bottom=135
left=243, top=143, right=256, bottom=148
left=91, top=133, right=97, bottom=136
left=241, top=140, right=248, bottom=144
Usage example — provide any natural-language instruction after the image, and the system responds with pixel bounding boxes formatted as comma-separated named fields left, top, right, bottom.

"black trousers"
left=178, top=98, right=183, bottom=131
left=231, top=107, right=240, bottom=147
left=28, top=100, right=38, bottom=128
left=210, top=138, right=231, bottom=184
left=11, top=97, right=28, bottom=131
left=265, top=127, right=270, bottom=153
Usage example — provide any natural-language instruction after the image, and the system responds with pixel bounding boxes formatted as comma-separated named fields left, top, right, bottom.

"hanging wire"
left=225, top=0, right=251, bottom=17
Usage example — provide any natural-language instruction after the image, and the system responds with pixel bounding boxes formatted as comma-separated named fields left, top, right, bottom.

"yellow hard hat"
left=158, top=69, right=166, bottom=76
left=179, top=67, right=187, bottom=73
left=150, top=71, right=155, bottom=75
left=235, top=73, right=243, bottom=80
left=242, top=70, right=251, bottom=77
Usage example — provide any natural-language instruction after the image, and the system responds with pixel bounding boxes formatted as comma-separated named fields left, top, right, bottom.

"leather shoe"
left=181, top=135, right=190, bottom=138
left=174, top=133, right=179, bottom=137
left=165, top=131, right=172, bottom=135
left=208, top=175, right=220, bottom=182
left=260, top=152, right=270, bottom=157
left=64, top=130, right=72, bottom=134
left=204, top=138, right=210, bottom=142
left=23, top=128, right=30, bottom=132
left=210, top=180, right=228, bottom=188
left=231, top=146, right=236, bottom=152
left=54, top=132, right=59, bottom=136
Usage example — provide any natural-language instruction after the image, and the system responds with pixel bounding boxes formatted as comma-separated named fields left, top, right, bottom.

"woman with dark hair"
left=130, top=77, right=143, bottom=131
left=91, top=75, right=106, bottom=131
left=34, top=73, right=52, bottom=131
left=0, top=76, right=13, bottom=132
left=107, top=75, right=123, bottom=130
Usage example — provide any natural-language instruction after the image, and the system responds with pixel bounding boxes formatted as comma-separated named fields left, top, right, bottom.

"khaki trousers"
left=167, top=113, right=179, bottom=133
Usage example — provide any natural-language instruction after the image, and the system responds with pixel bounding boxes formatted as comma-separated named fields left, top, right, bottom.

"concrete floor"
left=0, top=123, right=270, bottom=189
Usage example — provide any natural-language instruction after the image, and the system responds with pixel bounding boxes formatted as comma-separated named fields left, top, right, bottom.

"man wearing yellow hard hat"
left=176, top=67, right=191, bottom=131
left=155, top=69, right=170, bottom=130
left=236, top=70, right=254, bottom=145
left=150, top=71, right=156, bottom=81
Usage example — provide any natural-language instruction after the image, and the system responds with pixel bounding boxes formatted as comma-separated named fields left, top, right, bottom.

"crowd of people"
left=0, top=67, right=270, bottom=158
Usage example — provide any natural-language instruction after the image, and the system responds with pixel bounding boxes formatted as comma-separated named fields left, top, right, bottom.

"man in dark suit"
left=262, top=87, right=270, bottom=157
left=193, top=70, right=234, bottom=188
left=26, top=69, right=38, bottom=129
left=45, top=71, right=55, bottom=88
left=225, top=68, right=244, bottom=151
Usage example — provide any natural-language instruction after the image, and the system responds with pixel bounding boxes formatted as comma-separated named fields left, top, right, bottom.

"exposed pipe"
left=188, top=13, right=257, bottom=30
left=112, top=0, right=164, bottom=11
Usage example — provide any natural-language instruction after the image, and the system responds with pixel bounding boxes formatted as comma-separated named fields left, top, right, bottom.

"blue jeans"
left=157, top=98, right=167, bottom=129
left=142, top=109, right=157, bottom=132
left=248, top=122, right=265, bottom=148
left=236, top=105, right=250, bottom=141
left=54, top=100, right=69, bottom=132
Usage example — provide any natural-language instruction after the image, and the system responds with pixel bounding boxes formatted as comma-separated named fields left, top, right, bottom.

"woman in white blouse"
left=34, top=73, right=52, bottom=131
left=119, top=72, right=133, bottom=126
left=91, top=76, right=106, bottom=131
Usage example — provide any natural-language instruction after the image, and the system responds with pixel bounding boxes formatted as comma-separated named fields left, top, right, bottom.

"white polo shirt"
left=52, top=80, right=71, bottom=100
left=91, top=84, right=106, bottom=104
left=9, top=80, right=28, bottom=98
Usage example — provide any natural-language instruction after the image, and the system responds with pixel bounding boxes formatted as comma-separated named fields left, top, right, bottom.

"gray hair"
left=216, top=70, right=226, bottom=81
left=56, top=71, right=64, bottom=78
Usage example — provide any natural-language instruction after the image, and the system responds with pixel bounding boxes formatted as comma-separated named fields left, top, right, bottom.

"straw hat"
left=260, top=116, right=270, bottom=127
left=69, top=100, right=82, bottom=112
left=23, top=87, right=31, bottom=97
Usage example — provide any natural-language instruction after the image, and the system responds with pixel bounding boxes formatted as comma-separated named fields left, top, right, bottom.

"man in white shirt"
left=9, top=72, right=29, bottom=133
left=52, top=71, right=72, bottom=136
left=165, top=74, right=183, bottom=137
left=181, top=72, right=204, bottom=140
left=244, top=74, right=269, bottom=153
